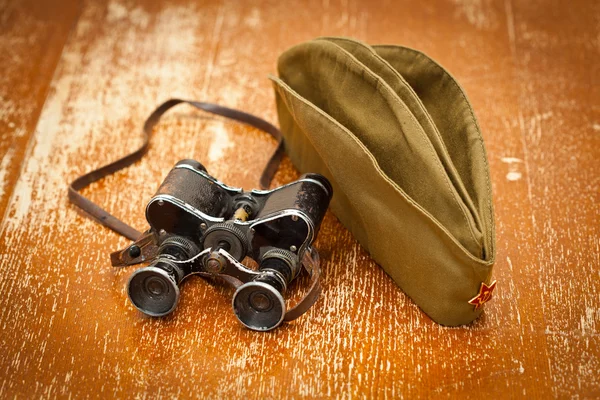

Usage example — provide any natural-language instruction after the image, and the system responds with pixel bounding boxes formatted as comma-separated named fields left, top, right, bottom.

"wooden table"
left=1, top=0, right=598, bottom=398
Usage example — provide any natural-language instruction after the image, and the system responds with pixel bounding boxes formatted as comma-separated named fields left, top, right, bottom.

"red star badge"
left=468, top=280, right=497, bottom=309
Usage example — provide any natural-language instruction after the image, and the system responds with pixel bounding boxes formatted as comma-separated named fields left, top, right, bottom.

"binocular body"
left=111, top=159, right=332, bottom=331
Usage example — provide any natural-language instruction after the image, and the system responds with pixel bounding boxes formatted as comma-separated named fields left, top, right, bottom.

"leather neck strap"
left=68, top=99, right=284, bottom=241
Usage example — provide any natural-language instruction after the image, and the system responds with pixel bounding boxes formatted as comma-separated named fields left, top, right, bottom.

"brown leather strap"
left=284, top=247, right=322, bottom=321
left=68, top=99, right=284, bottom=240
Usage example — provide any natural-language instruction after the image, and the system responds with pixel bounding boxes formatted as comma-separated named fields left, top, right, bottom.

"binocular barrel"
left=128, top=259, right=183, bottom=317
left=127, top=236, right=196, bottom=317
left=232, top=249, right=299, bottom=331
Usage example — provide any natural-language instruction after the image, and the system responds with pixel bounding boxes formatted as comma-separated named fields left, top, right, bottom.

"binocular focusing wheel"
left=127, top=266, right=180, bottom=317
left=232, top=281, right=286, bottom=331
left=202, top=223, right=248, bottom=261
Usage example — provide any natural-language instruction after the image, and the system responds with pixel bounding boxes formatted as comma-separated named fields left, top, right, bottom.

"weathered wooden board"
left=0, top=0, right=81, bottom=219
left=0, top=0, right=598, bottom=398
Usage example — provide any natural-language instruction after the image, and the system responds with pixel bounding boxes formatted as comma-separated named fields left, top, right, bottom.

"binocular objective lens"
left=232, top=281, right=286, bottom=331
left=127, top=266, right=180, bottom=317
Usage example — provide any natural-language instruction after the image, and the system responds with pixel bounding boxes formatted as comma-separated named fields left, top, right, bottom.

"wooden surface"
left=1, top=0, right=598, bottom=398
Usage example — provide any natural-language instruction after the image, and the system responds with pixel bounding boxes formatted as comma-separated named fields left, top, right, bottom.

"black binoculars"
left=111, top=159, right=332, bottom=331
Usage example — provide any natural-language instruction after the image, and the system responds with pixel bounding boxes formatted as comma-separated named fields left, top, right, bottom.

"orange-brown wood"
left=0, top=0, right=598, bottom=398
left=0, top=0, right=81, bottom=218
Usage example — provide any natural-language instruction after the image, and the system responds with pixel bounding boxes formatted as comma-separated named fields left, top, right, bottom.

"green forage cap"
left=270, top=37, right=496, bottom=326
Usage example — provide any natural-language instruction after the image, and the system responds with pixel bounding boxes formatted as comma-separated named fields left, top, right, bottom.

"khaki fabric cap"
left=270, top=37, right=496, bottom=326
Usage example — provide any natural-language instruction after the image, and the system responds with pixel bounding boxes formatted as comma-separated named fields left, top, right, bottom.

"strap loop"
left=68, top=99, right=284, bottom=240
left=284, top=247, right=321, bottom=321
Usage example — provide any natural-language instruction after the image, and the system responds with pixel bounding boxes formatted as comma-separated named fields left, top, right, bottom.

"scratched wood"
left=0, top=0, right=81, bottom=219
left=0, top=0, right=598, bottom=398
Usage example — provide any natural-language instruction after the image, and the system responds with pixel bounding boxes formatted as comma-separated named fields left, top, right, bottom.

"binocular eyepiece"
left=128, top=262, right=181, bottom=317
left=111, top=160, right=332, bottom=331
left=127, top=236, right=196, bottom=317
left=233, top=248, right=300, bottom=331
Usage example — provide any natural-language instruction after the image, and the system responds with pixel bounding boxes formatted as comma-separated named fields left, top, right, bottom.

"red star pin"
left=468, top=280, right=497, bottom=309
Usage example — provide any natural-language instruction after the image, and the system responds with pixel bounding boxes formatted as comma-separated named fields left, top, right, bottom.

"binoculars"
left=111, top=159, right=332, bottom=331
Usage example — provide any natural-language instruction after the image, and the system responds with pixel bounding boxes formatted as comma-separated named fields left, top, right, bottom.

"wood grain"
left=0, top=0, right=598, bottom=398
left=0, top=0, right=81, bottom=219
